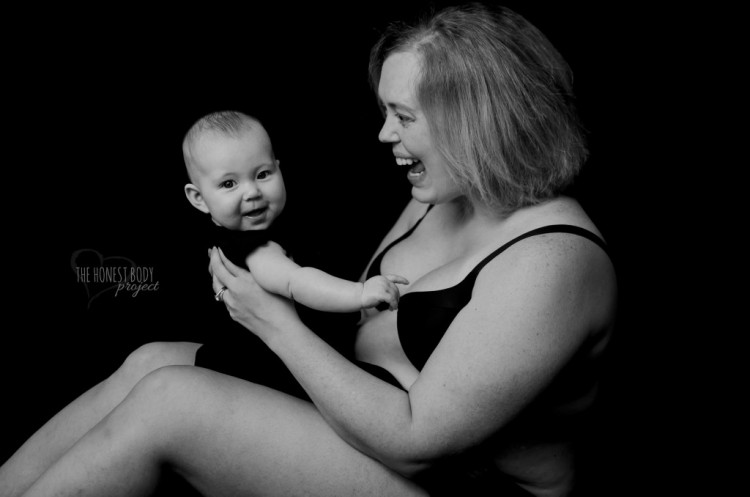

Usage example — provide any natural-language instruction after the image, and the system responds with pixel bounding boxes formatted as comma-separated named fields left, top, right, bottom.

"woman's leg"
left=22, top=365, right=427, bottom=497
left=0, top=341, right=202, bottom=497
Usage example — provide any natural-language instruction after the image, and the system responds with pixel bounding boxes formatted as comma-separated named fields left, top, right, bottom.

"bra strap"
left=376, top=204, right=434, bottom=256
left=366, top=204, right=434, bottom=279
left=397, top=204, right=434, bottom=241
left=468, top=224, right=610, bottom=280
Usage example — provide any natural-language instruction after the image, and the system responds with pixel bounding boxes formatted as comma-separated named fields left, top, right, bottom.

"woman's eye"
left=397, top=114, right=413, bottom=125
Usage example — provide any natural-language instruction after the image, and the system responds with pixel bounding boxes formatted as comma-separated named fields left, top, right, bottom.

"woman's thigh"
left=119, top=365, right=427, bottom=497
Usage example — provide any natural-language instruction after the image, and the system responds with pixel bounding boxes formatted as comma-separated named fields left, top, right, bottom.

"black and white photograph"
left=3, top=2, right=707, bottom=496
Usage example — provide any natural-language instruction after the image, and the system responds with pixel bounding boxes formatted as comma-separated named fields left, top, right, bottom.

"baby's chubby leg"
left=0, top=341, right=201, bottom=497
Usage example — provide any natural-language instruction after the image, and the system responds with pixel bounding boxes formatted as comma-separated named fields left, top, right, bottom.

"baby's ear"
left=184, top=183, right=210, bottom=214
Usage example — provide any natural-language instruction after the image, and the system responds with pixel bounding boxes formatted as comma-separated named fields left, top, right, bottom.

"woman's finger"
left=209, top=247, right=235, bottom=288
left=212, top=272, right=226, bottom=295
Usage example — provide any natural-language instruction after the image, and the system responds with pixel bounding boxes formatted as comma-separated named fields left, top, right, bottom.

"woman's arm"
left=210, top=233, right=615, bottom=477
left=247, top=243, right=406, bottom=312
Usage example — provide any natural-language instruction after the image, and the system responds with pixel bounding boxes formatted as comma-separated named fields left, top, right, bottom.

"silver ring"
left=214, top=286, right=228, bottom=302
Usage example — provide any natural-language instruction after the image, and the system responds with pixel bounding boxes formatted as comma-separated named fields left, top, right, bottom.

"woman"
left=0, top=4, right=616, bottom=496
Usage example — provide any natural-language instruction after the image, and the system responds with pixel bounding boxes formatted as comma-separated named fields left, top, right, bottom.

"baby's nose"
left=243, top=184, right=261, bottom=200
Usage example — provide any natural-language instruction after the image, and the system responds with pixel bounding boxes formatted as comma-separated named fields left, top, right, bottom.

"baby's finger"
left=389, top=296, right=399, bottom=311
left=384, top=281, right=402, bottom=298
left=383, top=274, right=409, bottom=285
left=385, top=287, right=399, bottom=311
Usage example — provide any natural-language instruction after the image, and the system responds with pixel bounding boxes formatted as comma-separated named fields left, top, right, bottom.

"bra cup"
left=395, top=225, right=611, bottom=371
left=397, top=282, right=473, bottom=370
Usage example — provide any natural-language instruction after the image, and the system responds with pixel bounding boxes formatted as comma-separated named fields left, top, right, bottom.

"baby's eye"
left=219, top=180, right=236, bottom=189
left=257, top=170, right=271, bottom=180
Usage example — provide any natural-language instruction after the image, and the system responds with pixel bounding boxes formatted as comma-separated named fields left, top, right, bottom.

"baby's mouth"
left=243, top=206, right=268, bottom=218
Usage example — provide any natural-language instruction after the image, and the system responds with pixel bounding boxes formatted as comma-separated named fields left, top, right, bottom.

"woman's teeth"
left=395, top=157, right=419, bottom=166
left=396, top=157, right=425, bottom=178
left=407, top=161, right=425, bottom=178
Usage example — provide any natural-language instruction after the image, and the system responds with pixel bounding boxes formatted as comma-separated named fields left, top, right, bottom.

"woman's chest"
left=377, top=225, right=475, bottom=295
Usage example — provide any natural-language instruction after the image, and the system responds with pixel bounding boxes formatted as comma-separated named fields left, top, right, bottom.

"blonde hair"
left=369, top=4, right=588, bottom=212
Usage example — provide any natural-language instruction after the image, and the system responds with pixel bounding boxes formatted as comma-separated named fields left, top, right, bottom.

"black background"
left=4, top=2, right=707, bottom=496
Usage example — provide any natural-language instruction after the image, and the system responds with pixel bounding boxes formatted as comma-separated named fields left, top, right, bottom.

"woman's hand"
left=209, top=246, right=300, bottom=342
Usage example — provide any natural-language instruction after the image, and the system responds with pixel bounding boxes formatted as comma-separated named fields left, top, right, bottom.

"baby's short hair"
left=182, top=111, right=266, bottom=181
left=184, top=110, right=260, bottom=147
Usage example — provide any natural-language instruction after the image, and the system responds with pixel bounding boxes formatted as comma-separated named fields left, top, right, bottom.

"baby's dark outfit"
left=195, top=219, right=367, bottom=399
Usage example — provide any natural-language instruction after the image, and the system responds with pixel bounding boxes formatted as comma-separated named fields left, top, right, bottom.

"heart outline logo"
left=71, top=249, right=137, bottom=309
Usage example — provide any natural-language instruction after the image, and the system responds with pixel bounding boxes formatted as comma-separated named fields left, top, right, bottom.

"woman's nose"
left=378, top=115, right=399, bottom=143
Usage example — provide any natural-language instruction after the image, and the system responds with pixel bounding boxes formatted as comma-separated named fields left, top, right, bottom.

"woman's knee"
left=108, top=365, right=225, bottom=449
left=127, top=366, right=216, bottom=419
left=80, top=366, right=210, bottom=465
left=116, top=341, right=201, bottom=385
left=124, top=366, right=293, bottom=437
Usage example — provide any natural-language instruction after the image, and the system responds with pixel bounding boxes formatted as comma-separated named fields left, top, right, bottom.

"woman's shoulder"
left=493, top=200, right=611, bottom=275
left=471, top=203, right=617, bottom=333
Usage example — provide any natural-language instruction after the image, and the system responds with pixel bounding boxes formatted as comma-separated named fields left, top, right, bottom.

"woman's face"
left=377, top=50, right=462, bottom=204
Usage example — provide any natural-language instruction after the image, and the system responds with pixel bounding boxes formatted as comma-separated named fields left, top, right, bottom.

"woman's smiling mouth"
left=395, top=156, right=425, bottom=179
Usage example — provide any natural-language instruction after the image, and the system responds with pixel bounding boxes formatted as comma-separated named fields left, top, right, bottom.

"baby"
left=183, top=110, right=407, bottom=311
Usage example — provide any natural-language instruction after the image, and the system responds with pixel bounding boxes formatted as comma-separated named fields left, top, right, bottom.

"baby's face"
left=190, top=128, right=286, bottom=230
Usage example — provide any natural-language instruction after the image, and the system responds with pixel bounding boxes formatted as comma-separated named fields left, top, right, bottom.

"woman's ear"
left=184, top=183, right=210, bottom=214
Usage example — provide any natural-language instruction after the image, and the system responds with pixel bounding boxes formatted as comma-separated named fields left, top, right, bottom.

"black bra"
left=367, top=205, right=611, bottom=370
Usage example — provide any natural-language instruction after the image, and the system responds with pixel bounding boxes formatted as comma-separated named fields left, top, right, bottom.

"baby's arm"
left=246, top=243, right=407, bottom=312
left=360, top=274, right=409, bottom=311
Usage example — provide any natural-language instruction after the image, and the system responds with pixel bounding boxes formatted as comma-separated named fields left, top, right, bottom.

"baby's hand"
left=361, top=274, right=409, bottom=311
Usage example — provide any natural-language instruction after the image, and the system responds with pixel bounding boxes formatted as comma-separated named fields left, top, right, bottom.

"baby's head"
left=183, top=111, right=286, bottom=231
